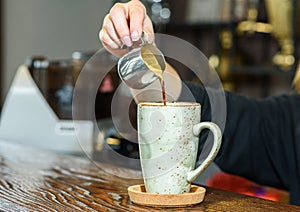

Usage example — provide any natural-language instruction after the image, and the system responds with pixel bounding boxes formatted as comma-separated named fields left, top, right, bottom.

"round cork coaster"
left=128, top=184, right=206, bottom=207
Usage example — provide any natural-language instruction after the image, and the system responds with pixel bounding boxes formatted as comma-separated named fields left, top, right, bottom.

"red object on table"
left=206, top=172, right=283, bottom=202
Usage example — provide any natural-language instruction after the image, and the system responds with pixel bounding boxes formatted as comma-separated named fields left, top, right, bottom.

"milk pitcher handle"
left=187, top=122, right=222, bottom=182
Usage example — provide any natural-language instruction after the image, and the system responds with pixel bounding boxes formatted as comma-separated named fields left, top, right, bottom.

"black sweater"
left=184, top=82, right=300, bottom=205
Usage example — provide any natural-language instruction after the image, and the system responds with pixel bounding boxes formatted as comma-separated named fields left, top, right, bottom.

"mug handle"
left=187, top=122, right=222, bottom=182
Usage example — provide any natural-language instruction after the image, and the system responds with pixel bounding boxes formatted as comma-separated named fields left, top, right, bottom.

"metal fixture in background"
left=237, top=0, right=295, bottom=70
left=265, top=0, right=295, bottom=70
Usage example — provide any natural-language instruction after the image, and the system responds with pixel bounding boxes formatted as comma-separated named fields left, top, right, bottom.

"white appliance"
left=0, top=65, right=94, bottom=154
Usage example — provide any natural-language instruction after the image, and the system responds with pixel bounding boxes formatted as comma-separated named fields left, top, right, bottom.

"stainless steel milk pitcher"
left=117, top=37, right=166, bottom=89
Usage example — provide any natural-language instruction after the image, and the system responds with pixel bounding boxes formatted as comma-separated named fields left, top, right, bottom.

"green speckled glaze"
left=138, top=102, right=222, bottom=194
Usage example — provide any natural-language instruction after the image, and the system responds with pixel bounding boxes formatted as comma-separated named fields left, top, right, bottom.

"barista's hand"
left=99, top=0, right=154, bottom=57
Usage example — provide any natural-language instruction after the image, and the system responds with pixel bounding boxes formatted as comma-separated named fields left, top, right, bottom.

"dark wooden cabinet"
left=161, top=0, right=298, bottom=97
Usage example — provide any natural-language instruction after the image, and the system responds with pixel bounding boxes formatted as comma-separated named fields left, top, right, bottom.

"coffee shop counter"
left=0, top=140, right=299, bottom=212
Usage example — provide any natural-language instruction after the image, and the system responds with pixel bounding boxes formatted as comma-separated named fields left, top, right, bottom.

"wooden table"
left=0, top=140, right=299, bottom=211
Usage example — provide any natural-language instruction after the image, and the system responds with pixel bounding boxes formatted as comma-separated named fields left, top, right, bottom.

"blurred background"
left=0, top=0, right=299, bottom=204
left=1, top=0, right=299, bottom=111
left=0, top=0, right=111, bottom=105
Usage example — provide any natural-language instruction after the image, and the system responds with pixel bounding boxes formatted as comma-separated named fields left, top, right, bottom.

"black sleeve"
left=183, top=81, right=300, bottom=205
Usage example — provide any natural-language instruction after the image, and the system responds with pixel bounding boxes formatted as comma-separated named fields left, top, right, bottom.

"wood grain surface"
left=0, top=140, right=299, bottom=211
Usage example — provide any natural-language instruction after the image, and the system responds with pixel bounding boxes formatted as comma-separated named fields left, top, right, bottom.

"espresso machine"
left=0, top=50, right=141, bottom=164
left=0, top=54, right=94, bottom=154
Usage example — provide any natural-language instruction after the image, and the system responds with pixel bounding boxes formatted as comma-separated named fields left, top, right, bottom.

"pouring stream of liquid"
left=141, top=44, right=167, bottom=106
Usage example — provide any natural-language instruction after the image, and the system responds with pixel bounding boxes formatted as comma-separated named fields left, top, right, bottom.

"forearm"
left=215, top=91, right=296, bottom=190
left=184, top=81, right=296, bottom=190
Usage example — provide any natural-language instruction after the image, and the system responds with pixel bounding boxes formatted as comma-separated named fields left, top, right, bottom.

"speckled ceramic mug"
left=138, top=102, right=222, bottom=194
